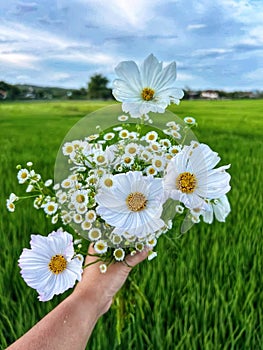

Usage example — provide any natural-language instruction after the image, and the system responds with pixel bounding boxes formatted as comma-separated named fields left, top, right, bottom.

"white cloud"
left=0, top=52, right=39, bottom=69
left=187, top=24, right=206, bottom=30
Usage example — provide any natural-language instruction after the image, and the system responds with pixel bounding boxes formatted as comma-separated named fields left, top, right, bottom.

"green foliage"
left=0, top=100, right=262, bottom=349
left=87, top=74, right=113, bottom=100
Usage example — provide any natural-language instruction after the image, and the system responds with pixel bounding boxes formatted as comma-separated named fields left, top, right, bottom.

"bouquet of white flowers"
left=7, top=54, right=231, bottom=302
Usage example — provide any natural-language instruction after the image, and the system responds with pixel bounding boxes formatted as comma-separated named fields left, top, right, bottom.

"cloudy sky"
left=0, top=0, right=262, bottom=91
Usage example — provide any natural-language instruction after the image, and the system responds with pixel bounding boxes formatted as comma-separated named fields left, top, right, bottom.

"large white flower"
left=18, top=229, right=83, bottom=301
left=164, top=142, right=231, bottom=210
left=112, top=54, right=184, bottom=117
left=95, top=171, right=165, bottom=238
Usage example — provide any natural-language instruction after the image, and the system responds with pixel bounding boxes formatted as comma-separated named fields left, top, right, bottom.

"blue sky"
left=0, top=0, right=262, bottom=91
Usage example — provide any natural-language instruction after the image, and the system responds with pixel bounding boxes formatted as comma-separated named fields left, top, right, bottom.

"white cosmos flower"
left=201, top=195, right=231, bottom=224
left=95, top=171, right=165, bottom=238
left=164, top=143, right=231, bottom=210
left=112, top=54, right=184, bottom=117
left=18, top=229, right=83, bottom=301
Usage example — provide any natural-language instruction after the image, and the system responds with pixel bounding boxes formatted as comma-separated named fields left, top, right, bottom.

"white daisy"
left=151, top=156, right=166, bottom=171
left=103, top=132, right=115, bottom=141
left=122, top=154, right=135, bottom=168
left=18, top=229, right=83, bottom=301
left=88, top=228, right=102, bottom=241
left=81, top=220, right=92, bottom=231
left=96, top=171, right=165, bottom=237
left=43, top=201, right=58, bottom=215
left=73, top=213, right=83, bottom=224
left=184, top=116, right=196, bottom=125
left=159, top=138, right=171, bottom=148
left=145, top=131, right=158, bottom=143
left=85, top=210, right=97, bottom=222
left=100, top=174, right=115, bottom=189
left=99, top=264, right=107, bottom=273
left=125, top=143, right=139, bottom=156
left=119, top=129, right=130, bottom=139
left=71, top=190, right=89, bottom=207
left=164, top=143, right=231, bottom=209
left=112, top=54, right=184, bottom=117
left=17, top=168, right=29, bottom=184
left=94, top=239, right=108, bottom=254
left=113, top=248, right=125, bottom=261
left=118, top=115, right=129, bottom=121
left=145, top=165, right=157, bottom=176
left=62, top=142, right=74, bottom=156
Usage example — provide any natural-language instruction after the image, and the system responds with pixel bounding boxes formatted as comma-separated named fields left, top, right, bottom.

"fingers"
left=124, top=248, right=150, bottom=267
left=85, top=243, right=150, bottom=268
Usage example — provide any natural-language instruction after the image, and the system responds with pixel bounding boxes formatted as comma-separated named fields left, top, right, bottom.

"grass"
left=0, top=99, right=262, bottom=349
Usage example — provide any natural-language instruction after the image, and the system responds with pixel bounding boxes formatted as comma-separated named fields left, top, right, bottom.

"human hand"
left=73, top=244, right=149, bottom=317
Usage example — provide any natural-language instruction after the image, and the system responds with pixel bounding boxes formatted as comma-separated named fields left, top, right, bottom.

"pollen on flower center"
left=126, top=192, right=147, bottom=212
left=76, top=194, right=85, bottom=203
left=141, top=87, right=155, bottom=101
left=49, top=254, right=67, bottom=274
left=176, top=172, right=197, bottom=193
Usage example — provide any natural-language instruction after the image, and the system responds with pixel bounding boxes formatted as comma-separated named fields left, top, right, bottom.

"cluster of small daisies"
left=6, top=54, right=231, bottom=301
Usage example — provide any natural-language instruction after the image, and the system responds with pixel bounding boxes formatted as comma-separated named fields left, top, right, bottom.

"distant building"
left=0, top=90, right=8, bottom=99
left=200, top=90, right=219, bottom=100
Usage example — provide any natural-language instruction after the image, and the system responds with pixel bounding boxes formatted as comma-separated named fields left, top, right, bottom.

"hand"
left=73, top=244, right=149, bottom=317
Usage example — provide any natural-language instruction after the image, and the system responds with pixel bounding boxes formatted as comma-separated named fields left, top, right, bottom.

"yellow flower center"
left=76, top=194, right=85, bottom=203
left=49, top=254, right=67, bottom=274
left=47, top=204, right=55, bottom=212
left=126, top=192, right=147, bottom=212
left=176, top=172, right=197, bottom=193
left=104, top=178, right=113, bottom=187
left=21, top=172, right=28, bottom=179
left=141, top=87, right=155, bottom=101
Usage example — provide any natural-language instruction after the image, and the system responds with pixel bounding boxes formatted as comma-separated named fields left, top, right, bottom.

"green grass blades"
left=0, top=99, right=263, bottom=349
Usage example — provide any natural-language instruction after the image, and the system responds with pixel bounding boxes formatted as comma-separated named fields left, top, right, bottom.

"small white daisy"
left=43, top=201, right=58, bottom=215
left=113, top=248, right=125, bottom=261
left=125, top=143, right=139, bottom=156
left=145, top=165, right=157, bottom=176
left=103, top=132, right=115, bottom=141
left=17, top=169, right=29, bottom=184
left=118, top=115, right=129, bottom=121
left=94, top=239, right=108, bottom=254
left=159, top=139, right=171, bottom=148
left=151, top=156, right=166, bottom=171
left=99, top=264, right=107, bottom=273
left=145, top=131, right=158, bottom=143
left=119, top=129, right=130, bottom=139
left=62, top=142, right=75, bottom=156
left=18, top=229, right=83, bottom=301
left=85, top=210, right=97, bottom=223
left=100, top=174, right=115, bottom=189
left=44, top=179, right=53, bottom=187
left=184, top=116, right=196, bottom=125
left=81, top=221, right=92, bottom=231
left=73, top=213, right=83, bottom=224
left=122, top=154, right=135, bottom=167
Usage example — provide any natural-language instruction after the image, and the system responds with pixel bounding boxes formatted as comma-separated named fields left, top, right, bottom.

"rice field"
left=0, top=99, right=262, bottom=349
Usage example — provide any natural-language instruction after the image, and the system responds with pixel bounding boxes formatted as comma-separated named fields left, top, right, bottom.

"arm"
left=7, top=245, right=148, bottom=350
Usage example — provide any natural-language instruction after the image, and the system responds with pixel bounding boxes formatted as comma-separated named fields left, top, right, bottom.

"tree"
left=87, top=74, right=112, bottom=100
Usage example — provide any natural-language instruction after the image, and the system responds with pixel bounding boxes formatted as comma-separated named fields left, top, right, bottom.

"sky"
left=0, top=0, right=262, bottom=91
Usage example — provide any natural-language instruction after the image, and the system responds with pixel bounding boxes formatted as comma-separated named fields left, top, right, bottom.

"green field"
left=0, top=99, right=262, bottom=349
